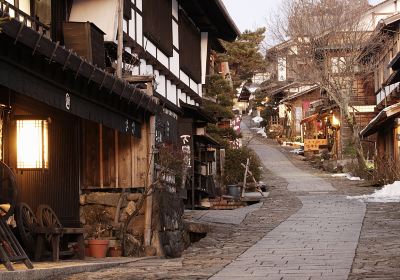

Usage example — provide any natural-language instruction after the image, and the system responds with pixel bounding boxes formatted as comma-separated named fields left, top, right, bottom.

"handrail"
left=0, top=0, right=50, bottom=37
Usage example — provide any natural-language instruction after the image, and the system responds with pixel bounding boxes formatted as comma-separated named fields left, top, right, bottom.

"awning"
left=0, top=16, right=159, bottom=114
left=194, top=134, right=221, bottom=147
left=180, top=100, right=216, bottom=123
left=0, top=60, right=142, bottom=137
left=360, top=102, right=400, bottom=137
left=281, top=85, right=319, bottom=102
left=384, top=70, right=400, bottom=86
left=388, top=51, right=400, bottom=71
left=0, top=15, right=161, bottom=137
left=300, top=113, right=319, bottom=124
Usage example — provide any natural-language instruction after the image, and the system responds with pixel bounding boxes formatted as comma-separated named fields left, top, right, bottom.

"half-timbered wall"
left=69, top=0, right=206, bottom=108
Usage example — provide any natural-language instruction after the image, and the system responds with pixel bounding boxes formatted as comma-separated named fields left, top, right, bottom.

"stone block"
left=80, top=194, right=86, bottom=205
left=126, top=193, right=142, bottom=202
left=129, top=214, right=145, bottom=237
left=125, top=201, right=137, bottom=216
left=86, top=192, right=123, bottom=207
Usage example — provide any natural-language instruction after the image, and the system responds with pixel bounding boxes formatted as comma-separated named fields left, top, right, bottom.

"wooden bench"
left=33, top=226, right=85, bottom=262
left=16, top=203, right=85, bottom=262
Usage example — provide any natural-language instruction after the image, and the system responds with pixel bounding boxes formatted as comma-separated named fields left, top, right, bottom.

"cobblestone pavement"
left=62, top=119, right=400, bottom=280
left=348, top=202, right=400, bottom=280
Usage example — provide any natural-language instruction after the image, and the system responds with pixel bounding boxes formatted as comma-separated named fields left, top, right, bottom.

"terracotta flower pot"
left=108, top=246, right=122, bottom=257
left=88, top=239, right=109, bottom=258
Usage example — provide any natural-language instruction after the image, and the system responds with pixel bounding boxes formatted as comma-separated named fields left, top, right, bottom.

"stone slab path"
left=210, top=122, right=366, bottom=280
left=210, top=195, right=365, bottom=280
left=186, top=202, right=263, bottom=225
left=248, top=136, right=335, bottom=192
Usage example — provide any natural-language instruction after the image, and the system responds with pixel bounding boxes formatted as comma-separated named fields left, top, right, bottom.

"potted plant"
left=87, top=210, right=112, bottom=258
left=108, top=239, right=122, bottom=257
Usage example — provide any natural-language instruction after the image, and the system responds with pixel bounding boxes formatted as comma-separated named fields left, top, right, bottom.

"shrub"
left=224, top=147, right=262, bottom=185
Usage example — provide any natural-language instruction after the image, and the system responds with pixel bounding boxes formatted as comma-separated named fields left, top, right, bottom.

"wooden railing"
left=0, top=0, right=50, bottom=38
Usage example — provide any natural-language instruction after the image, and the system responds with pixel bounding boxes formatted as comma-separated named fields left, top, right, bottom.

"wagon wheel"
left=0, top=161, right=17, bottom=219
left=36, top=204, right=63, bottom=251
left=15, top=202, right=38, bottom=256
left=36, top=204, right=62, bottom=229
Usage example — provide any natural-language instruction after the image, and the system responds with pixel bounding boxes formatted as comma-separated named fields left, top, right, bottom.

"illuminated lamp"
left=16, top=117, right=49, bottom=169
left=331, top=114, right=340, bottom=128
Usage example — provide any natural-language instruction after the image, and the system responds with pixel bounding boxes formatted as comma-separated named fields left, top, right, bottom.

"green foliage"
left=224, top=147, right=262, bottom=185
left=221, top=28, right=267, bottom=88
left=205, top=74, right=233, bottom=98
left=207, top=124, right=240, bottom=149
left=203, top=100, right=234, bottom=120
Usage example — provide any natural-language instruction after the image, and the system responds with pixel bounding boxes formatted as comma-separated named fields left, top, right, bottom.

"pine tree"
left=221, top=27, right=267, bottom=88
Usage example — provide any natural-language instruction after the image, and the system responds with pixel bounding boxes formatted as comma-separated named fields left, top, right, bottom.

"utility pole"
left=116, top=0, right=123, bottom=78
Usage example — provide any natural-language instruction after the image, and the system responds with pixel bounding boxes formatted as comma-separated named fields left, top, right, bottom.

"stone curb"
left=0, top=257, right=153, bottom=280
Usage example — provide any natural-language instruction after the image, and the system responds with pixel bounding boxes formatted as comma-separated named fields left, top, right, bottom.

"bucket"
left=227, top=185, right=240, bottom=197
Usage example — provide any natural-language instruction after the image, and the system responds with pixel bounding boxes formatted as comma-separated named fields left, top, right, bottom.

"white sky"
left=222, top=0, right=386, bottom=32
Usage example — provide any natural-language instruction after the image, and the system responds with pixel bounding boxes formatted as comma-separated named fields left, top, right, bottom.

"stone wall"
left=80, top=190, right=188, bottom=258
left=80, top=192, right=146, bottom=256
left=151, top=189, right=188, bottom=258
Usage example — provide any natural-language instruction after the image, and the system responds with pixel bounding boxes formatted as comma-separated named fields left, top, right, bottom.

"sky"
left=222, top=0, right=387, bottom=32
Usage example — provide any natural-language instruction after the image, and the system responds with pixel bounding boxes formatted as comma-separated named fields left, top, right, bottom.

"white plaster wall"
left=179, top=91, right=186, bottom=104
left=157, top=75, right=166, bottom=97
left=136, top=0, right=142, bottom=11
left=157, top=50, right=169, bottom=68
left=129, top=9, right=136, bottom=40
left=180, top=71, right=190, bottom=86
left=198, top=84, right=203, bottom=97
left=145, top=64, right=154, bottom=75
left=173, top=21, right=179, bottom=49
left=172, top=0, right=178, bottom=19
left=170, top=50, right=180, bottom=77
left=167, top=80, right=177, bottom=105
left=139, top=59, right=147, bottom=75
left=70, top=0, right=118, bottom=42
left=201, top=32, right=208, bottom=84
left=136, top=13, right=143, bottom=46
left=131, top=66, right=139, bottom=75
left=189, top=79, right=198, bottom=94
left=144, top=37, right=157, bottom=58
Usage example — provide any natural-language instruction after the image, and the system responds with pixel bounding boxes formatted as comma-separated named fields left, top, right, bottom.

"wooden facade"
left=0, top=2, right=157, bottom=228
left=179, top=10, right=202, bottom=83
left=143, top=0, right=173, bottom=57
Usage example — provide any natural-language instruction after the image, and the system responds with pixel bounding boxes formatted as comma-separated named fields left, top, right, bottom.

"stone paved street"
left=61, top=119, right=400, bottom=280
left=210, top=195, right=365, bottom=280
left=210, top=122, right=365, bottom=280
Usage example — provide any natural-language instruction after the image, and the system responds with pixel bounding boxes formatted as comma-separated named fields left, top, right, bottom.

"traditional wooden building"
left=361, top=13, right=400, bottom=174
left=0, top=0, right=239, bottom=258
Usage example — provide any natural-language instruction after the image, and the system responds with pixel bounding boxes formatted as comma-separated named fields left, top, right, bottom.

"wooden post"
left=115, top=130, right=119, bottom=188
left=99, top=124, right=103, bottom=188
left=241, top=158, right=250, bottom=197
left=116, top=0, right=123, bottom=78
left=144, top=82, right=155, bottom=248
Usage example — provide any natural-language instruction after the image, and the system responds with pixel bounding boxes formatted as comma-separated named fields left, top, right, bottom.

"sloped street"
left=60, top=119, right=400, bottom=280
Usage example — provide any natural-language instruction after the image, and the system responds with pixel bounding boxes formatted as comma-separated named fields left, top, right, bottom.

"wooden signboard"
left=304, top=139, right=328, bottom=151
